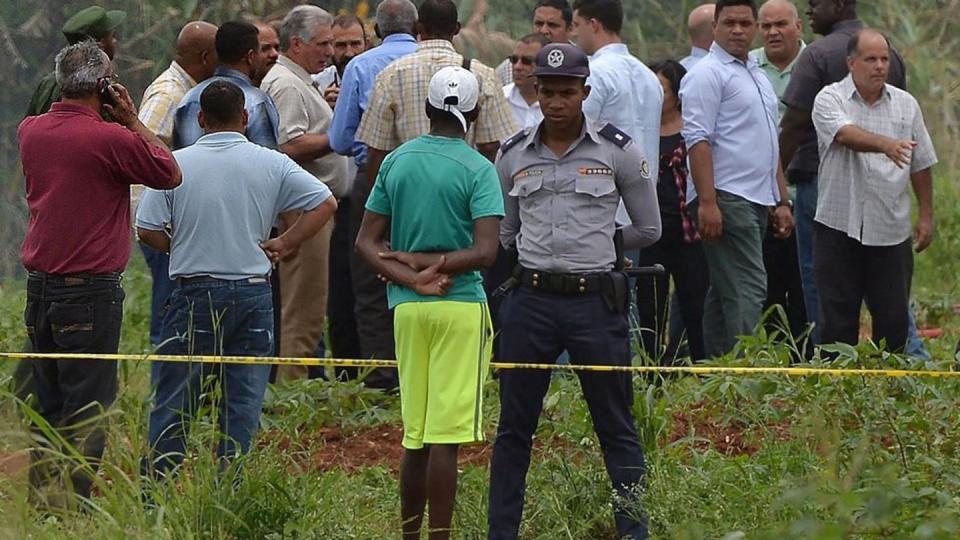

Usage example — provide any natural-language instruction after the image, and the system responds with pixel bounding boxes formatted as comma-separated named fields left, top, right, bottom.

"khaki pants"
left=277, top=220, right=333, bottom=380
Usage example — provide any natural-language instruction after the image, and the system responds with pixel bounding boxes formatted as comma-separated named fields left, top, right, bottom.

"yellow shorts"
left=393, top=301, right=492, bottom=450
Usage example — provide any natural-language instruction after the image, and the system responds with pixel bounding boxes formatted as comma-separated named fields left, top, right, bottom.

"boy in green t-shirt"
left=356, top=66, right=504, bottom=539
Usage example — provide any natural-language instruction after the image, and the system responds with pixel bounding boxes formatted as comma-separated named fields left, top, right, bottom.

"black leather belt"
left=28, top=271, right=122, bottom=286
left=177, top=276, right=268, bottom=286
left=518, top=268, right=604, bottom=295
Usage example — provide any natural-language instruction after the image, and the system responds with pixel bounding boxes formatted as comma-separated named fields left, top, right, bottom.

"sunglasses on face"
left=509, top=55, right=535, bottom=66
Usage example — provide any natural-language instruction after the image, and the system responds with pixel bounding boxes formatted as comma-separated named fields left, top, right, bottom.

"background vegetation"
left=1, top=1, right=959, bottom=537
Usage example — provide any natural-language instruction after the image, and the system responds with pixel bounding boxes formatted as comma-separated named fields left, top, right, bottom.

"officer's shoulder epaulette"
left=598, top=123, right=632, bottom=150
left=500, top=128, right=529, bottom=155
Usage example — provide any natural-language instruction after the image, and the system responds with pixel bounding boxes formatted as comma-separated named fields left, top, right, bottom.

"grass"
left=0, top=180, right=958, bottom=538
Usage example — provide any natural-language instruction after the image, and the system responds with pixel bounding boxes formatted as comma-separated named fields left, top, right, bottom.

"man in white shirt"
left=811, top=29, right=936, bottom=353
left=501, top=33, right=549, bottom=131
left=494, top=0, right=573, bottom=85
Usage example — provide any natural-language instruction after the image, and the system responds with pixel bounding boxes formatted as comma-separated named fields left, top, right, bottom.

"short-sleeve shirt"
left=173, top=67, right=280, bottom=150
left=781, top=19, right=907, bottom=174
left=261, top=55, right=349, bottom=197
left=356, top=40, right=517, bottom=151
left=365, top=135, right=505, bottom=308
left=497, top=120, right=662, bottom=273
left=136, top=132, right=332, bottom=279
left=19, top=102, right=178, bottom=274
left=812, top=76, right=937, bottom=246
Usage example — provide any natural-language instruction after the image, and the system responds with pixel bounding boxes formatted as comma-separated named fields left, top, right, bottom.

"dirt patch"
left=0, top=451, right=29, bottom=480
left=260, top=425, right=493, bottom=473
left=667, top=403, right=792, bottom=457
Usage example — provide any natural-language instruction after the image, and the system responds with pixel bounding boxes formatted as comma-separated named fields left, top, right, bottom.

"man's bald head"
left=687, top=3, right=716, bottom=50
left=176, top=21, right=218, bottom=82
left=759, top=0, right=798, bottom=21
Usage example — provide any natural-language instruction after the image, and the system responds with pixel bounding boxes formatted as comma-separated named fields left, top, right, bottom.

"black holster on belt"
left=601, top=271, right=629, bottom=314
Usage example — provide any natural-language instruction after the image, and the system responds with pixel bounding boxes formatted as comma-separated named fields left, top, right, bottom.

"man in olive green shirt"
left=749, top=0, right=805, bottom=122
left=25, top=6, right=125, bottom=117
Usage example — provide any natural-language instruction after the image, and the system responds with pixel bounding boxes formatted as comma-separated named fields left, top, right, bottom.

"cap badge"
left=547, top=50, right=565, bottom=68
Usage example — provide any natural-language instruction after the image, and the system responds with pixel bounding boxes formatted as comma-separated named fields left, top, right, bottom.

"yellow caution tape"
left=1, top=352, right=958, bottom=378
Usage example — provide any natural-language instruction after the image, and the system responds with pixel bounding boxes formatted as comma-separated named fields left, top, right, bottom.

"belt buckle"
left=63, top=277, right=86, bottom=286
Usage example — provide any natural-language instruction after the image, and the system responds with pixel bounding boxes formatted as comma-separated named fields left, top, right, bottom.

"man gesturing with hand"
left=811, top=29, right=937, bottom=352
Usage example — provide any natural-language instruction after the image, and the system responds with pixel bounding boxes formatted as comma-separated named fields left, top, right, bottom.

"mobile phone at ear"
left=99, top=79, right=115, bottom=105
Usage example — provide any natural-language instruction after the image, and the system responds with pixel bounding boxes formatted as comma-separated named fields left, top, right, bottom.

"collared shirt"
left=781, top=19, right=907, bottom=175
left=679, top=46, right=709, bottom=70
left=139, top=60, right=197, bottom=145
left=680, top=42, right=781, bottom=206
left=812, top=76, right=937, bottom=246
left=357, top=39, right=517, bottom=151
left=173, top=66, right=280, bottom=150
left=19, top=102, right=178, bottom=274
left=584, top=43, right=663, bottom=188
left=503, top=83, right=543, bottom=132
left=262, top=55, right=349, bottom=197
left=329, top=33, right=418, bottom=167
left=137, top=132, right=332, bottom=279
left=750, top=42, right=806, bottom=122
left=497, top=119, right=662, bottom=273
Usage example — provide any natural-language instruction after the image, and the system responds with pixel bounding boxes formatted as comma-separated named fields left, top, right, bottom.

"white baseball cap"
left=427, top=66, right=479, bottom=132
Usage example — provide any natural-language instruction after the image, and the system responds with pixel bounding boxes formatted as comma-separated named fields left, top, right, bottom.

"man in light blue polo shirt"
left=136, top=80, right=337, bottom=477
left=679, top=0, right=794, bottom=357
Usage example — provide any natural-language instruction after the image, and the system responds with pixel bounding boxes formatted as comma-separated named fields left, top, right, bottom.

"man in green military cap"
left=24, top=5, right=126, bottom=117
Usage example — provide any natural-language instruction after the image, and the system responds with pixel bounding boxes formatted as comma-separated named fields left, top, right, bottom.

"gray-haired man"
left=261, top=5, right=349, bottom=380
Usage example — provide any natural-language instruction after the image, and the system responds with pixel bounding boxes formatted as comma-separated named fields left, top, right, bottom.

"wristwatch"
left=775, top=199, right=794, bottom=210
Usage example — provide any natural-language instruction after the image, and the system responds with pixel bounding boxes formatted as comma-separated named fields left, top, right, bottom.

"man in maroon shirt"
left=18, top=40, right=180, bottom=506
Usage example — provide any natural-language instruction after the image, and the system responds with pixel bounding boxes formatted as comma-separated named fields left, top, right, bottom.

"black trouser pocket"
left=48, top=302, right=95, bottom=351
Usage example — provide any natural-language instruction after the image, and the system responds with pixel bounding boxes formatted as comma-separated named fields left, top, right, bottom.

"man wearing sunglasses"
left=495, top=0, right=573, bottom=85
left=502, top=33, right=550, bottom=131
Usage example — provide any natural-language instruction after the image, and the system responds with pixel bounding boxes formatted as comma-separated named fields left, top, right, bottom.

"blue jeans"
left=906, top=306, right=930, bottom=359
left=146, top=279, right=273, bottom=476
left=141, top=244, right=175, bottom=347
left=794, top=179, right=820, bottom=343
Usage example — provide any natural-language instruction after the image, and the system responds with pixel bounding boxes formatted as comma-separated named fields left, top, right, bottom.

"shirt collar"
left=840, top=73, right=891, bottom=103
left=381, top=33, right=417, bottom=45
left=691, top=46, right=709, bottom=58
left=710, top=42, right=755, bottom=67
left=48, top=101, right=101, bottom=120
left=195, top=131, right=248, bottom=145
left=170, top=60, right=197, bottom=87
left=506, top=83, right=538, bottom=109
left=277, top=55, right=314, bottom=85
left=592, top=43, right=628, bottom=59
left=416, top=39, right=457, bottom=53
left=213, top=66, right=253, bottom=85
left=525, top=116, right=599, bottom=151
left=753, top=41, right=807, bottom=73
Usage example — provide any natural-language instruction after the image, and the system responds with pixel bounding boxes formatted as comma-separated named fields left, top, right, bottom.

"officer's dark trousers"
left=813, top=222, right=912, bottom=352
left=489, top=286, right=647, bottom=539
left=24, top=272, right=123, bottom=501
left=348, top=168, right=398, bottom=389
left=327, top=196, right=362, bottom=380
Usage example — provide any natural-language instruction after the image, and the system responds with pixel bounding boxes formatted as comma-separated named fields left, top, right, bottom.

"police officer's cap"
left=532, top=43, right=590, bottom=79
left=62, top=6, right=126, bottom=44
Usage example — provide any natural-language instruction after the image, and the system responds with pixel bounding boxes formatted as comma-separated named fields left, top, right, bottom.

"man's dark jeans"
left=24, top=272, right=123, bottom=500
left=140, top=243, right=175, bottom=347
left=328, top=196, right=362, bottom=380
left=489, top=286, right=647, bottom=540
left=146, top=279, right=273, bottom=476
left=813, top=222, right=912, bottom=352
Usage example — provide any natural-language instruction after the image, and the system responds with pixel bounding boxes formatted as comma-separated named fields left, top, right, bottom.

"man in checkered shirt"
left=811, top=29, right=937, bottom=352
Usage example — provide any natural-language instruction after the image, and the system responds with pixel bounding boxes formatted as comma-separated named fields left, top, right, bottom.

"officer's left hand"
left=772, top=206, right=795, bottom=240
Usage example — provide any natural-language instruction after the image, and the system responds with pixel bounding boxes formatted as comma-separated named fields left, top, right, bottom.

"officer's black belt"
left=518, top=267, right=604, bottom=294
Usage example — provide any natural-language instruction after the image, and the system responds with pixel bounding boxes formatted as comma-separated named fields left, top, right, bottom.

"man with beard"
left=314, top=14, right=369, bottom=107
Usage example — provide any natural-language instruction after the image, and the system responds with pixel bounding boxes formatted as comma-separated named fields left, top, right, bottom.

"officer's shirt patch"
left=578, top=167, right=614, bottom=176
left=513, top=169, right=543, bottom=181
left=640, top=159, right=651, bottom=179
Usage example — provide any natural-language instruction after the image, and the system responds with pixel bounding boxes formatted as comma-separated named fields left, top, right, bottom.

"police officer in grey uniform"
left=488, top=43, right=661, bottom=540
